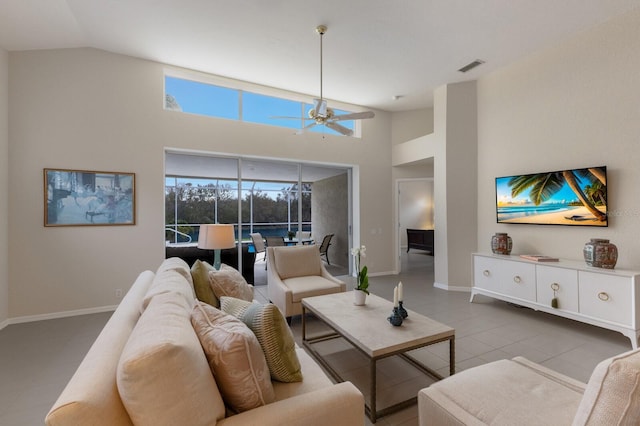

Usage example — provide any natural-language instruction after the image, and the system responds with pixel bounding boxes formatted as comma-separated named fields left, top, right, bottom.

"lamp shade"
left=197, top=224, right=236, bottom=250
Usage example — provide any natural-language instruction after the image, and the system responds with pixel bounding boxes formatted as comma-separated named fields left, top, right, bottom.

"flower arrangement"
left=351, top=245, right=369, bottom=294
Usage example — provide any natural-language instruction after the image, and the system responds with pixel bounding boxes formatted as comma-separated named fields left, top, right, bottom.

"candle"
left=398, top=281, right=403, bottom=302
left=393, top=286, right=398, bottom=307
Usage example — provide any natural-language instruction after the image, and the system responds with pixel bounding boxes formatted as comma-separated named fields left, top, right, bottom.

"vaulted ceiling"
left=1, top=1, right=638, bottom=112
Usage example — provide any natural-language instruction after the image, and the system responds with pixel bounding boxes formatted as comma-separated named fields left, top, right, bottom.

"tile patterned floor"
left=0, top=252, right=632, bottom=425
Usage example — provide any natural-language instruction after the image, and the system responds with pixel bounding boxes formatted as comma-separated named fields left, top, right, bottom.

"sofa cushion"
left=272, top=245, right=322, bottom=280
left=220, top=297, right=302, bottom=383
left=573, top=348, right=640, bottom=425
left=117, top=292, right=225, bottom=426
left=271, top=347, right=334, bottom=401
left=283, top=276, right=344, bottom=303
left=191, top=301, right=275, bottom=413
left=141, top=268, right=196, bottom=312
left=156, top=257, right=194, bottom=286
left=191, top=260, right=220, bottom=307
left=209, top=264, right=254, bottom=302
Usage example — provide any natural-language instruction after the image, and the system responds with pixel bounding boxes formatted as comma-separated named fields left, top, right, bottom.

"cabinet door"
left=579, top=272, right=632, bottom=326
left=536, top=266, right=578, bottom=312
left=500, top=261, right=536, bottom=301
left=473, top=256, right=503, bottom=294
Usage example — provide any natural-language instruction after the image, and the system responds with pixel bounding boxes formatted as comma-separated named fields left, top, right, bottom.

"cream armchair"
left=267, top=245, right=346, bottom=321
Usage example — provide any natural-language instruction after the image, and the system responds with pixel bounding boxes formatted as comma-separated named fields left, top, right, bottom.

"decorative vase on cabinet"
left=583, top=238, right=617, bottom=269
left=491, top=233, right=512, bottom=255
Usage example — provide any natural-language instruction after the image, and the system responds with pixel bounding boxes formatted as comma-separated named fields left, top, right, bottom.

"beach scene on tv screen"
left=496, top=167, right=607, bottom=226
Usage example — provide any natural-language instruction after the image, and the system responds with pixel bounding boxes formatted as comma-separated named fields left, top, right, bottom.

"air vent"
left=458, top=59, right=485, bottom=73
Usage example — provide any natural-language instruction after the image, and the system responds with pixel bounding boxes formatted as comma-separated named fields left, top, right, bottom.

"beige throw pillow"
left=191, top=260, right=219, bottom=307
left=191, top=301, right=275, bottom=413
left=209, top=264, right=253, bottom=302
left=220, top=297, right=302, bottom=383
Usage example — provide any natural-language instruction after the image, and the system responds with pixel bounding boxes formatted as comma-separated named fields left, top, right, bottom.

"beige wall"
left=8, top=47, right=393, bottom=319
left=477, top=9, right=640, bottom=269
left=0, top=48, right=8, bottom=327
left=391, top=108, right=434, bottom=145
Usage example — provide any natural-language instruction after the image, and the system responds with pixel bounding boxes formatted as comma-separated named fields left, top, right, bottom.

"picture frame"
left=44, top=168, right=136, bottom=226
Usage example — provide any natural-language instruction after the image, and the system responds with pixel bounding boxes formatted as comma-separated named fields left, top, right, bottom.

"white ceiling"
left=1, top=1, right=638, bottom=112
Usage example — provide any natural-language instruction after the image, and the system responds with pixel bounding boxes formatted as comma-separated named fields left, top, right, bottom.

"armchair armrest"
left=321, top=265, right=346, bottom=290
left=218, top=382, right=364, bottom=426
left=266, top=247, right=291, bottom=312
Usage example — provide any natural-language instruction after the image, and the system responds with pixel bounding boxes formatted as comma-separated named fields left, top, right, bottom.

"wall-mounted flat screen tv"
left=496, top=166, right=607, bottom=226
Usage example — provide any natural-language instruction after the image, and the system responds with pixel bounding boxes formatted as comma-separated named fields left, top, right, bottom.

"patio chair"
left=265, top=236, right=286, bottom=247
left=250, top=233, right=266, bottom=269
left=318, top=233, right=334, bottom=265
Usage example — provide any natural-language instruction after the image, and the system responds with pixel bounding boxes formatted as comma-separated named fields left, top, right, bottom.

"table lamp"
left=197, top=224, right=236, bottom=270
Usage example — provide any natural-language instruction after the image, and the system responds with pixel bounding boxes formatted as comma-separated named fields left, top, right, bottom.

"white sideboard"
left=471, top=253, right=640, bottom=349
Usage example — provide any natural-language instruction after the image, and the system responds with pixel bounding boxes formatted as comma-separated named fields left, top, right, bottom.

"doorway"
left=396, top=178, right=434, bottom=273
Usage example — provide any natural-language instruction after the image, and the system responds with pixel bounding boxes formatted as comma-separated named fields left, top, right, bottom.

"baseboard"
left=6, top=305, right=118, bottom=326
left=434, top=282, right=472, bottom=292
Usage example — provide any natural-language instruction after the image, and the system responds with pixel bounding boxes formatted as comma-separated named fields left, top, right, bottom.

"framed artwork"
left=44, top=168, right=136, bottom=226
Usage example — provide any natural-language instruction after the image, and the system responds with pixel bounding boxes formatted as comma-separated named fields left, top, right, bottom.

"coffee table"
left=301, top=291, right=455, bottom=423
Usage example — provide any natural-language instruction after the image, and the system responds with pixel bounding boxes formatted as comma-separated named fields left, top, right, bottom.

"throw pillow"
left=220, top=297, right=302, bottom=383
left=191, top=260, right=219, bottom=307
left=191, top=301, right=275, bottom=413
left=573, top=348, right=640, bottom=425
left=209, top=264, right=254, bottom=302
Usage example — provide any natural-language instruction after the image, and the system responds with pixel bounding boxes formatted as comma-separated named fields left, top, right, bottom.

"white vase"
left=354, top=290, right=367, bottom=306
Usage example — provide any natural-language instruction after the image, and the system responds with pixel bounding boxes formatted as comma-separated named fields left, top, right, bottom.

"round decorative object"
left=354, top=290, right=367, bottom=306
left=387, top=308, right=403, bottom=326
left=491, top=233, right=512, bottom=255
left=583, top=238, right=618, bottom=269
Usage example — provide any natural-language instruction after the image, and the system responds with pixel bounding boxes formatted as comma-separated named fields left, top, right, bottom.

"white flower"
left=360, top=245, right=366, bottom=257
left=351, top=247, right=359, bottom=256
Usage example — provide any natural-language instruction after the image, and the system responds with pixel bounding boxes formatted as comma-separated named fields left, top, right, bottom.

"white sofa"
left=45, top=258, right=364, bottom=426
left=267, top=245, right=346, bottom=321
left=418, top=350, right=640, bottom=425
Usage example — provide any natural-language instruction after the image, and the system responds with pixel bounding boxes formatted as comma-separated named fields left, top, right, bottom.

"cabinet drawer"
left=474, top=256, right=535, bottom=301
left=579, top=271, right=632, bottom=325
left=536, top=266, right=578, bottom=312
left=474, top=256, right=503, bottom=294
left=500, top=261, right=536, bottom=301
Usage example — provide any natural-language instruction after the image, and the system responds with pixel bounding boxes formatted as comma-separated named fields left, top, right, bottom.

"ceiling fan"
left=279, top=25, right=375, bottom=136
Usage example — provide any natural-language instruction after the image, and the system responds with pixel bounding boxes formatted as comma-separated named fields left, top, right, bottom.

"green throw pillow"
left=190, top=260, right=219, bottom=307
left=220, top=297, right=302, bottom=383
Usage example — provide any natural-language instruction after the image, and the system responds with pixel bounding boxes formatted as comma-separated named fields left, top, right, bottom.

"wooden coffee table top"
left=302, top=291, right=455, bottom=358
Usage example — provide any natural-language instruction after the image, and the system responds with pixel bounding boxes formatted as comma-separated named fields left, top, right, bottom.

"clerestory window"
left=164, top=75, right=356, bottom=137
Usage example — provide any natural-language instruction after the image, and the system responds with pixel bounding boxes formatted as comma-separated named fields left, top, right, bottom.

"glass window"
left=165, top=76, right=239, bottom=120
left=164, top=75, right=358, bottom=136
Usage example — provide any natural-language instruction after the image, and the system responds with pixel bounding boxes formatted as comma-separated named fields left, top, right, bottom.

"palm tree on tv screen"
left=508, top=167, right=607, bottom=222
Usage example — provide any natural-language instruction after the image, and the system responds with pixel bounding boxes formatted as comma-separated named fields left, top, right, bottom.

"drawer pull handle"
left=598, top=292, right=610, bottom=301
left=513, top=276, right=521, bottom=283
left=483, top=270, right=490, bottom=277
left=550, top=283, right=560, bottom=291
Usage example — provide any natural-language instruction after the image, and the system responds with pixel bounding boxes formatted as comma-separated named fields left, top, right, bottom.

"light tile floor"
left=0, top=251, right=632, bottom=425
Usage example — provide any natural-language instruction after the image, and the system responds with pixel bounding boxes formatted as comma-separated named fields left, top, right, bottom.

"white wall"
left=8, top=47, right=393, bottom=319
left=477, top=9, right=640, bottom=269
left=0, top=48, right=8, bottom=328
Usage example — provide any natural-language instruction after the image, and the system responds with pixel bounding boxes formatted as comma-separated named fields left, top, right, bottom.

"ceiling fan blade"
left=332, top=111, right=375, bottom=121
left=325, top=121, right=354, bottom=137
left=270, top=115, right=314, bottom=120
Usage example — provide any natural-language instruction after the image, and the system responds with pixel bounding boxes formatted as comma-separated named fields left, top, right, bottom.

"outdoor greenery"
left=165, top=178, right=311, bottom=241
